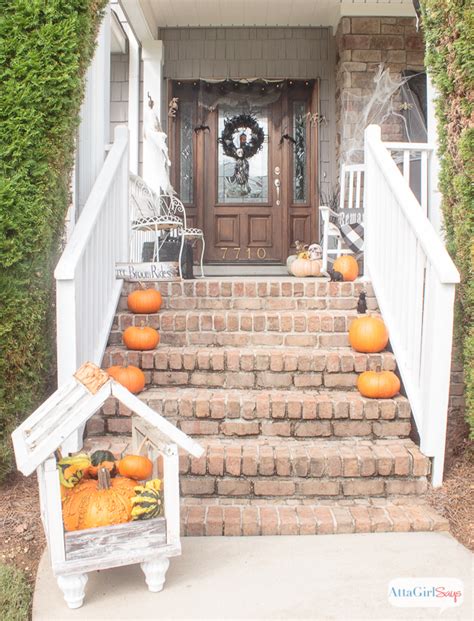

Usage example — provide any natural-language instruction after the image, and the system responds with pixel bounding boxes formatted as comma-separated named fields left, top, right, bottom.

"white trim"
left=142, top=40, right=164, bottom=188
left=111, top=9, right=127, bottom=54
left=121, top=0, right=155, bottom=41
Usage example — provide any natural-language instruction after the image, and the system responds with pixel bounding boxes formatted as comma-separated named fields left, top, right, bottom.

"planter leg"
left=57, top=573, right=88, bottom=609
left=141, top=556, right=170, bottom=592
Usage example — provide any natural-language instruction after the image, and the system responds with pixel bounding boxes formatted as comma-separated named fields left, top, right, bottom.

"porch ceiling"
left=129, top=0, right=415, bottom=34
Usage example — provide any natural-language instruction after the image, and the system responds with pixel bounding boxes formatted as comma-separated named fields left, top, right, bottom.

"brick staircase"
left=87, top=278, right=448, bottom=536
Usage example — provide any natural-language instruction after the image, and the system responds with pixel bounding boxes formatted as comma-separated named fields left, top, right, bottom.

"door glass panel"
left=180, top=101, right=194, bottom=203
left=218, top=107, right=269, bottom=204
left=293, top=101, right=308, bottom=203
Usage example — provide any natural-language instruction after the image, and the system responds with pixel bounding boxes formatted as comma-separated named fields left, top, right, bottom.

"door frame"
left=167, top=79, right=320, bottom=265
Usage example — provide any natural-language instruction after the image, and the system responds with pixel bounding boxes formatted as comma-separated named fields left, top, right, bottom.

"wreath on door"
left=218, top=114, right=265, bottom=190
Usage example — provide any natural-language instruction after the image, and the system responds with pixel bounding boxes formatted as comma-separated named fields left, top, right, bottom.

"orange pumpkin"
left=349, top=315, right=389, bottom=353
left=127, top=288, right=162, bottom=314
left=290, top=258, right=321, bottom=278
left=123, top=326, right=160, bottom=351
left=357, top=370, right=401, bottom=399
left=62, top=468, right=136, bottom=531
left=117, top=455, right=153, bottom=480
left=333, top=255, right=359, bottom=281
left=107, top=365, right=145, bottom=394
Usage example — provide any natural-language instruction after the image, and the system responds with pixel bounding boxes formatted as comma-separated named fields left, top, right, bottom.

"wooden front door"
left=169, top=81, right=319, bottom=265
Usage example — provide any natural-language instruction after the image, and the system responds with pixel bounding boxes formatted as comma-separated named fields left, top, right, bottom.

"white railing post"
left=364, top=124, right=459, bottom=486
left=55, top=126, right=129, bottom=452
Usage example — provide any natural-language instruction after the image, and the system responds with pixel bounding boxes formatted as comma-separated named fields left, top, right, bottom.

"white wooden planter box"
left=12, top=363, right=203, bottom=608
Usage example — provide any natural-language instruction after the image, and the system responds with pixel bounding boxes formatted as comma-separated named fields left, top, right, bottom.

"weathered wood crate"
left=12, top=363, right=203, bottom=608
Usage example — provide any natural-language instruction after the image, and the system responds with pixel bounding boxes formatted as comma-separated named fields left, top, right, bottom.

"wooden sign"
left=115, top=262, right=179, bottom=281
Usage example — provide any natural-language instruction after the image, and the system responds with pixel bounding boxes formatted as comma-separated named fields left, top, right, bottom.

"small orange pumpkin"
left=123, top=326, right=160, bottom=351
left=333, top=255, right=359, bottom=281
left=357, top=370, right=401, bottom=399
left=127, top=288, right=162, bottom=314
left=62, top=468, right=136, bottom=531
left=349, top=315, right=389, bottom=353
left=107, top=365, right=146, bottom=394
left=117, top=455, right=153, bottom=480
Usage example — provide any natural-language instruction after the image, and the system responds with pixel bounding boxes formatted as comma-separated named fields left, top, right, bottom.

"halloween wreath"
left=219, top=114, right=265, bottom=161
left=219, top=114, right=265, bottom=191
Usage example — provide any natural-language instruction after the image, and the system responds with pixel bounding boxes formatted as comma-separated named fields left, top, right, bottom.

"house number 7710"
left=221, top=247, right=267, bottom=260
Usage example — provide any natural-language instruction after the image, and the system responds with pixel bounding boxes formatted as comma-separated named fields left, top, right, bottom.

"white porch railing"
left=384, top=141, right=434, bottom=217
left=364, top=125, right=459, bottom=487
left=55, top=126, right=129, bottom=387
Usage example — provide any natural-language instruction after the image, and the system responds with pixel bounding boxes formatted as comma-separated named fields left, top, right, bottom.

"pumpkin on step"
left=117, top=454, right=153, bottom=480
left=333, top=255, right=359, bottom=281
left=123, top=325, right=160, bottom=351
left=62, top=468, right=136, bottom=531
left=357, top=370, right=400, bottom=399
left=290, top=258, right=321, bottom=278
left=349, top=315, right=389, bottom=353
left=107, top=365, right=145, bottom=394
left=127, top=288, right=162, bottom=314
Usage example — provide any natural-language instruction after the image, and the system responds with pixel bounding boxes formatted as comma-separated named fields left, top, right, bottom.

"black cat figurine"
left=328, top=269, right=343, bottom=282
left=357, top=291, right=368, bottom=314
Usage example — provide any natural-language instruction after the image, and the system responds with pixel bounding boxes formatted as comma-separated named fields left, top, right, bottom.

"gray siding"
left=161, top=27, right=337, bottom=193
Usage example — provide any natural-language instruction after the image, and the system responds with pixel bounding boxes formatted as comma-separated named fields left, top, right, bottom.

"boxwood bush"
left=421, top=0, right=474, bottom=435
left=0, top=0, right=107, bottom=480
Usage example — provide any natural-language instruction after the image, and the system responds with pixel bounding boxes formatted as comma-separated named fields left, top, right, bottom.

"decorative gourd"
left=333, top=255, right=359, bottom=281
left=62, top=468, right=136, bottom=532
left=127, top=288, right=162, bottom=314
left=107, top=365, right=146, bottom=394
left=290, top=258, right=321, bottom=278
left=123, top=326, right=160, bottom=351
left=131, top=479, right=163, bottom=520
left=349, top=315, right=389, bottom=353
left=117, top=454, right=153, bottom=480
left=357, top=370, right=401, bottom=399
left=87, top=450, right=117, bottom=478
left=57, top=453, right=91, bottom=488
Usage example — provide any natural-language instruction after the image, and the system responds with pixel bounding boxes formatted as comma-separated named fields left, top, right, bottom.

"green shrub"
left=0, top=1, right=107, bottom=480
left=421, top=0, right=474, bottom=434
left=0, top=564, right=32, bottom=621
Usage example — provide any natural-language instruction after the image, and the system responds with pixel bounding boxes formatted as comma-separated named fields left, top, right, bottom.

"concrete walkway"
left=34, top=532, right=472, bottom=620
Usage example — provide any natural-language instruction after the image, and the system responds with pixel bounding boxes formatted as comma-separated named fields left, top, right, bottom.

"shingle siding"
left=161, top=27, right=336, bottom=194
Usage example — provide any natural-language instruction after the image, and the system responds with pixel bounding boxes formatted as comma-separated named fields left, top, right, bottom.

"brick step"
left=180, top=499, right=448, bottom=536
left=177, top=438, right=429, bottom=500
left=109, top=310, right=366, bottom=348
left=134, top=388, right=411, bottom=439
left=92, top=388, right=411, bottom=438
left=119, top=279, right=379, bottom=312
left=102, top=346, right=396, bottom=390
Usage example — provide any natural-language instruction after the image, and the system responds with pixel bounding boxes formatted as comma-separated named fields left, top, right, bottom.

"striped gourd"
left=131, top=479, right=163, bottom=520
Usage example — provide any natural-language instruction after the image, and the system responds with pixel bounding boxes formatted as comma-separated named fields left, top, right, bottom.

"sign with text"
left=115, top=262, right=179, bottom=282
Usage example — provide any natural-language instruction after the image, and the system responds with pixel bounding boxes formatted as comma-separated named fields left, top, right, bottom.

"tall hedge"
left=0, top=0, right=107, bottom=480
left=421, top=0, right=474, bottom=435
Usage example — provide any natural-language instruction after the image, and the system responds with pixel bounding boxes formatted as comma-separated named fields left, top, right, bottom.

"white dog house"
left=12, top=363, right=204, bottom=609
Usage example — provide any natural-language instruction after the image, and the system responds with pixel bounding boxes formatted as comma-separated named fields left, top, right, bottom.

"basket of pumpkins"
left=287, top=241, right=322, bottom=278
left=57, top=449, right=163, bottom=531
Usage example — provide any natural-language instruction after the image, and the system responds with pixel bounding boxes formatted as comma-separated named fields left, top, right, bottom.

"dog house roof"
left=12, top=363, right=204, bottom=476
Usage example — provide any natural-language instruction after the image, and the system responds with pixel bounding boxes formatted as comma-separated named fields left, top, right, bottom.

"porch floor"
left=33, top=532, right=472, bottom=620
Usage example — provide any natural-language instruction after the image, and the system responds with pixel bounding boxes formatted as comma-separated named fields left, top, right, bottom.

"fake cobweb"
left=342, top=65, right=427, bottom=165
